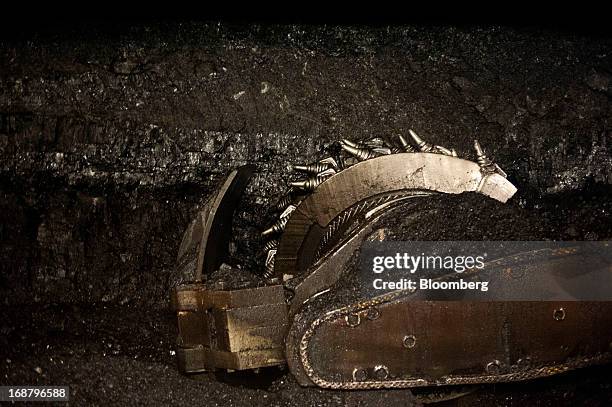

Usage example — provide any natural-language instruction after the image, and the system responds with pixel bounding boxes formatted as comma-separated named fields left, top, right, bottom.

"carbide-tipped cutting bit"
left=280, top=204, right=297, bottom=219
left=340, top=142, right=377, bottom=161
left=261, top=216, right=290, bottom=237
left=292, top=162, right=333, bottom=174
left=371, top=147, right=392, bottom=155
left=290, top=175, right=328, bottom=191
left=275, top=195, right=293, bottom=211
left=434, top=145, right=455, bottom=156
left=364, top=137, right=385, bottom=148
left=408, top=129, right=434, bottom=152
left=473, top=140, right=507, bottom=177
left=473, top=140, right=490, bottom=166
left=317, top=168, right=337, bottom=177
left=263, top=249, right=277, bottom=278
left=333, top=156, right=348, bottom=170
left=398, top=135, right=416, bottom=152
left=262, top=239, right=279, bottom=252
left=341, top=139, right=362, bottom=149
left=263, top=205, right=297, bottom=237
left=319, top=157, right=340, bottom=171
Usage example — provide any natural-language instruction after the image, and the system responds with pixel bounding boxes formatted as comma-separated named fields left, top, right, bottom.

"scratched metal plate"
left=301, top=298, right=612, bottom=389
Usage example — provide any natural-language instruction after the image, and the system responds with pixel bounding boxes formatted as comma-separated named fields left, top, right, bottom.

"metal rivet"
left=402, top=335, right=416, bottom=349
left=486, top=360, right=501, bottom=374
left=373, top=365, right=389, bottom=380
left=365, top=307, right=380, bottom=320
left=553, top=308, right=566, bottom=321
left=352, top=367, right=367, bottom=381
left=345, top=313, right=361, bottom=327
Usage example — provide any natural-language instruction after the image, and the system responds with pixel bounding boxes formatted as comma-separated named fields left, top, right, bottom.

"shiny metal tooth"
left=434, top=145, right=455, bottom=156
left=316, top=168, right=337, bottom=177
left=364, top=137, right=385, bottom=148
left=473, top=140, right=507, bottom=177
left=371, top=147, right=392, bottom=155
left=343, top=137, right=387, bottom=149
left=292, top=162, right=333, bottom=174
left=319, top=157, right=340, bottom=171
left=279, top=204, right=297, bottom=219
left=341, top=138, right=362, bottom=149
left=261, top=216, right=290, bottom=237
left=262, top=239, right=279, bottom=252
left=340, top=142, right=377, bottom=161
left=275, top=195, right=293, bottom=211
left=289, top=175, right=328, bottom=191
left=263, top=249, right=277, bottom=278
left=408, top=129, right=434, bottom=152
left=333, top=155, right=348, bottom=170
left=398, top=135, right=416, bottom=152
left=473, top=139, right=490, bottom=166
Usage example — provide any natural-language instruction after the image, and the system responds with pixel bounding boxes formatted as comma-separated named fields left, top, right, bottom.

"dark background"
left=1, top=22, right=611, bottom=405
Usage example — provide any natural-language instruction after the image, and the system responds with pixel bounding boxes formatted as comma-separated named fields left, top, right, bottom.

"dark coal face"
left=1, top=23, right=611, bottom=406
